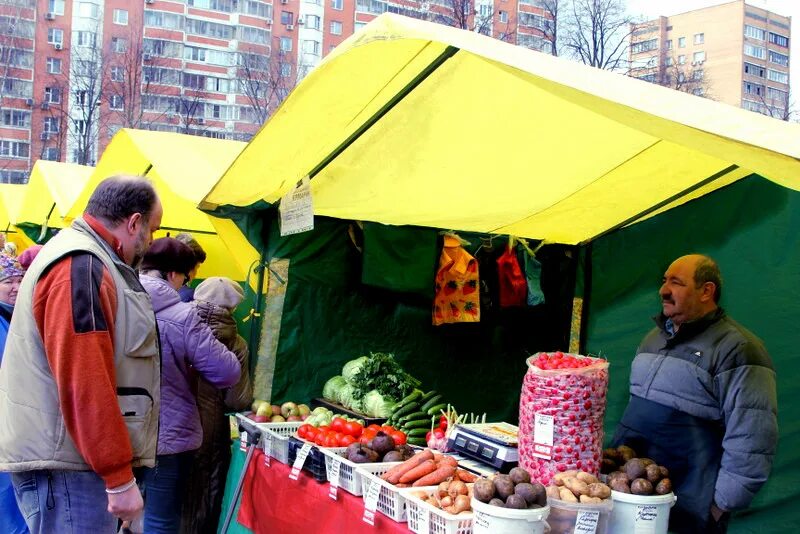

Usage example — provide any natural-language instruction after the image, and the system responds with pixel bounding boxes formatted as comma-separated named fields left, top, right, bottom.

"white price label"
left=362, top=481, right=381, bottom=525
left=574, top=510, right=599, bottom=534
left=239, top=431, right=248, bottom=452
left=417, top=503, right=430, bottom=533
left=263, top=436, right=271, bottom=467
left=634, top=504, right=658, bottom=534
left=328, top=459, right=342, bottom=500
left=474, top=512, right=490, bottom=529
left=279, top=177, right=314, bottom=236
left=289, top=443, right=312, bottom=481
left=532, top=413, right=555, bottom=460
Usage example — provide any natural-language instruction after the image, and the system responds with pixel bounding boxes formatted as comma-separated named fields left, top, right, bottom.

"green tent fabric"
left=585, top=174, right=799, bottom=531
left=361, top=222, right=439, bottom=297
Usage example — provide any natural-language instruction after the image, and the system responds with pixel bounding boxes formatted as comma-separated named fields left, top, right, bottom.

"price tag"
left=263, top=435, right=272, bottom=467
left=474, top=511, right=490, bottom=529
left=574, top=510, right=599, bottom=534
left=532, top=413, right=554, bottom=460
left=362, top=481, right=381, bottom=525
left=634, top=504, right=658, bottom=534
left=417, top=502, right=430, bottom=533
left=289, top=443, right=312, bottom=481
left=328, top=458, right=341, bottom=500
left=239, top=431, right=248, bottom=452
left=279, top=177, right=314, bottom=236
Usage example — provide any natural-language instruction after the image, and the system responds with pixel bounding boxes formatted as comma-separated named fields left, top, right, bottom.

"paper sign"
left=328, top=459, right=342, bottom=500
left=279, top=177, right=314, bottom=236
left=362, top=481, right=381, bottom=525
left=417, top=503, right=430, bottom=533
left=634, top=504, right=658, bottom=534
left=474, top=512, right=490, bottom=529
left=239, top=431, right=248, bottom=452
left=574, top=510, right=599, bottom=534
left=289, top=443, right=312, bottom=480
left=263, top=435, right=272, bottom=467
left=532, top=413, right=554, bottom=460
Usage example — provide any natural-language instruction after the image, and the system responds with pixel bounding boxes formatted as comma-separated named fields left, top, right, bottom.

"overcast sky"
left=625, top=0, right=798, bottom=87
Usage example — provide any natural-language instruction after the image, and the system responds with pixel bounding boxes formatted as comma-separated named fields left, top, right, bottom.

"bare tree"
left=424, top=0, right=517, bottom=43
left=0, top=4, right=34, bottom=175
left=561, top=0, right=633, bottom=70
left=237, top=47, right=297, bottom=126
left=539, top=0, right=560, bottom=56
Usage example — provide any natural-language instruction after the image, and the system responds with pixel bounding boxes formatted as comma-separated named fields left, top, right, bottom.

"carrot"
left=382, top=450, right=435, bottom=484
left=399, top=459, right=438, bottom=484
left=456, top=469, right=477, bottom=483
left=412, top=463, right=456, bottom=487
left=439, top=456, right=458, bottom=468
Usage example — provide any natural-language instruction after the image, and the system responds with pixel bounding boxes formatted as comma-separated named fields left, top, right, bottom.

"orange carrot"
left=457, top=469, right=477, bottom=483
left=382, top=450, right=435, bottom=484
left=399, top=459, right=438, bottom=484
left=412, top=464, right=456, bottom=487
left=439, top=456, right=458, bottom=468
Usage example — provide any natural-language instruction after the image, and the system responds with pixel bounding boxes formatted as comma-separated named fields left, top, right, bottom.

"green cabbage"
left=322, top=375, right=347, bottom=402
left=363, top=389, right=396, bottom=418
left=337, top=382, right=357, bottom=408
left=342, top=356, right=368, bottom=382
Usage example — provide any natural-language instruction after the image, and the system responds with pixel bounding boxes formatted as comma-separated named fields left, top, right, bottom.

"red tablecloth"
left=237, top=448, right=411, bottom=534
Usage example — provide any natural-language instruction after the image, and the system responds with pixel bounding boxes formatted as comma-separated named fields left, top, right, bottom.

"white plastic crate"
left=319, top=448, right=401, bottom=496
left=358, top=466, right=437, bottom=523
left=406, top=489, right=474, bottom=534
left=254, top=422, right=303, bottom=464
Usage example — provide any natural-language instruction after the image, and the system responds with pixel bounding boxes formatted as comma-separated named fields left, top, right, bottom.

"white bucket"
left=471, top=498, right=550, bottom=534
left=608, top=490, right=677, bottom=534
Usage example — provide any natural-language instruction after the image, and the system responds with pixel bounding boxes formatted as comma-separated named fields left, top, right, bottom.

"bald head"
left=659, top=254, right=721, bottom=328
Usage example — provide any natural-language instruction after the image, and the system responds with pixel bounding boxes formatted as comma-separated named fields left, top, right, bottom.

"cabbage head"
left=342, top=356, right=368, bottom=381
left=363, top=389, right=395, bottom=418
left=337, top=381, right=357, bottom=408
left=322, top=375, right=347, bottom=402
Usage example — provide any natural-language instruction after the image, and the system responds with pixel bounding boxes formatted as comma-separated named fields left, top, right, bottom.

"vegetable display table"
left=237, top=448, right=410, bottom=534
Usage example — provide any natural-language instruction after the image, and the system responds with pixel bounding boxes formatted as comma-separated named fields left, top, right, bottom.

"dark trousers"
left=142, top=452, right=193, bottom=534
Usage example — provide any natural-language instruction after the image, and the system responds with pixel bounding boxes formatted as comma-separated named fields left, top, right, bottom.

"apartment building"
left=0, top=0, right=553, bottom=182
left=629, top=0, right=791, bottom=119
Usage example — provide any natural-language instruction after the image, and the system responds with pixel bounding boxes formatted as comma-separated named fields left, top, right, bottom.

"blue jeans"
left=142, top=452, right=193, bottom=534
left=11, top=470, right=117, bottom=534
left=0, top=472, right=28, bottom=534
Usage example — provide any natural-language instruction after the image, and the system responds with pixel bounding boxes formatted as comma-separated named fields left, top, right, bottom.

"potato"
left=609, top=478, right=631, bottom=494
left=580, top=495, right=603, bottom=504
left=559, top=487, right=579, bottom=503
left=645, top=464, right=662, bottom=484
left=600, top=458, right=618, bottom=474
left=624, top=458, right=647, bottom=480
left=655, top=478, right=673, bottom=495
left=553, top=470, right=578, bottom=486
left=602, top=447, right=622, bottom=463
left=608, top=471, right=630, bottom=483
left=576, top=471, right=599, bottom=485
left=587, top=482, right=611, bottom=499
left=631, top=478, right=654, bottom=495
left=639, top=457, right=655, bottom=467
left=563, top=477, right=590, bottom=496
left=659, top=466, right=670, bottom=479
left=617, top=445, right=636, bottom=462
left=546, top=485, right=561, bottom=499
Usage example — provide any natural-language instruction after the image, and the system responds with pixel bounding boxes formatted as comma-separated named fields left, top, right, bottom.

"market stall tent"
left=201, top=13, right=799, bottom=243
left=67, top=129, right=260, bottom=285
left=15, top=161, right=93, bottom=243
left=0, top=184, right=34, bottom=252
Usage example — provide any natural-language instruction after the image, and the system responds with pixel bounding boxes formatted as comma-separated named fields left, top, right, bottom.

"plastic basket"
left=358, top=466, right=437, bottom=523
left=406, top=488, right=474, bottom=534
left=319, top=448, right=400, bottom=496
left=286, top=437, right=346, bottom=482
left=253, top=422, right=303, bottom=464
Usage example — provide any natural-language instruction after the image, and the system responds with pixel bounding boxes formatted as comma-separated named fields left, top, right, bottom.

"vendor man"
left=613, top=254, right=777, bottom=533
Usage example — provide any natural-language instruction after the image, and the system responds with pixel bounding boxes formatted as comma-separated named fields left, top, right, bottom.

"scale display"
left=447, top=422, right=519, bottom=472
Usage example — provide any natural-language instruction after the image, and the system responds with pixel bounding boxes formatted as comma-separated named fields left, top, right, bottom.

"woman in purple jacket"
left=138, top=238, right=240, bottom=534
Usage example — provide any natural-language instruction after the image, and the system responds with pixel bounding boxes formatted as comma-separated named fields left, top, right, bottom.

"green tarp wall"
left=585, top=175, right=799, bottom=532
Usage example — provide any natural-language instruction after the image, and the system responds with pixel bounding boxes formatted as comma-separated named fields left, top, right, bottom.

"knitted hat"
left=140, top=237, right=196, bottom=276
left=194, top=277, right=245, bottom=311
left=18, top=245, right=43, bottom=270
left=0, top=253, right=24, bottom=282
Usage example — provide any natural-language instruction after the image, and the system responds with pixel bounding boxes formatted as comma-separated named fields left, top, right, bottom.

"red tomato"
left=343, top=421, right=363, bottom=438
left=318, top=425, right=330, bottom=433
left=330, top=417, right=346, bottom=433
left=305, top=428, right=318, bottom=442
left=297, top=424, right=312, bottom=439
left=339, top=434, right=356, bottom=447
left=324, top=434, right=339, bottom=448
left=315, top=433, right=326, bottom=446
left=366, top=424, right=382, bottom=433
left=380, top=425, right=395, bottom=433
left=389, top=430, right=407, bottom=446
left=363, top=428, right=378, bottom=440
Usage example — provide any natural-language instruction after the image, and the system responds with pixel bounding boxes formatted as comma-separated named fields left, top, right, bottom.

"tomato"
left=343, top=421, right=363, bottom=438
left=380, top=425, right=395, bottom=433
left=315, top=433, right=326, bottom=446
left=366, top=424, right=382, bottom=433
left=324, top=434, right=339, bottom=448
left=330, top=417, right=346, bottom=433
left=363, top=428, right=378, bottom=441
left=306, top=427, right=318, bottom=442
left=339, top=434, right=356, bottom=447
left=389, top=430, right=407, bottom=445
left=318, top=425, right=330, bottom=433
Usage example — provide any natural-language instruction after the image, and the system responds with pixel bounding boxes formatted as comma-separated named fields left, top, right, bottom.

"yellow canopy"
left=67, top=129, right=260, bottom=284
left=17, top=161, right=94, bottom=232
left=0, top=184, right=34, bottom=251
left=202, top=14, right=800, bottom=245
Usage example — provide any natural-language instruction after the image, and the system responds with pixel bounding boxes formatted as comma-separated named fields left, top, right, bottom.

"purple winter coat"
left=140, top=275, right=241, bottom=455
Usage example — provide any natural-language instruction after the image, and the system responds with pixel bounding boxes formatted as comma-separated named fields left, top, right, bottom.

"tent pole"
left=306, top=45, right=459, bottom=179
left=247, top=247, right=267, bottom=375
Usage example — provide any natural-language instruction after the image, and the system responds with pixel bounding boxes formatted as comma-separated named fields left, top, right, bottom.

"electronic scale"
left=447, top=422, right=519, bottom=472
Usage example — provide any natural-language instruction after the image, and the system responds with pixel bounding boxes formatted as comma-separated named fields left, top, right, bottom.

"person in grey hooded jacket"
left=138, top=238, right=240, bottom=534
left=613, top=254, right=777, bottom=534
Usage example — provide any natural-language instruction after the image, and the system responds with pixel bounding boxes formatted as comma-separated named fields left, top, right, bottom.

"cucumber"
left=426, top=403, right=448, bottom=416
left=420, top=394, right=443, bottom=412
left=403, top=419, right=433, bottom=430
left=407, top=428, right=429, bottom=437
left=392, top=402, right=420, bottom=420
left=419, top=390, right=439, bottom=403
left=396, top=390, right=422, bottom=407
left=407, top=437, right=427, bottom=446
left=399, top=411, right=426, bottom=424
